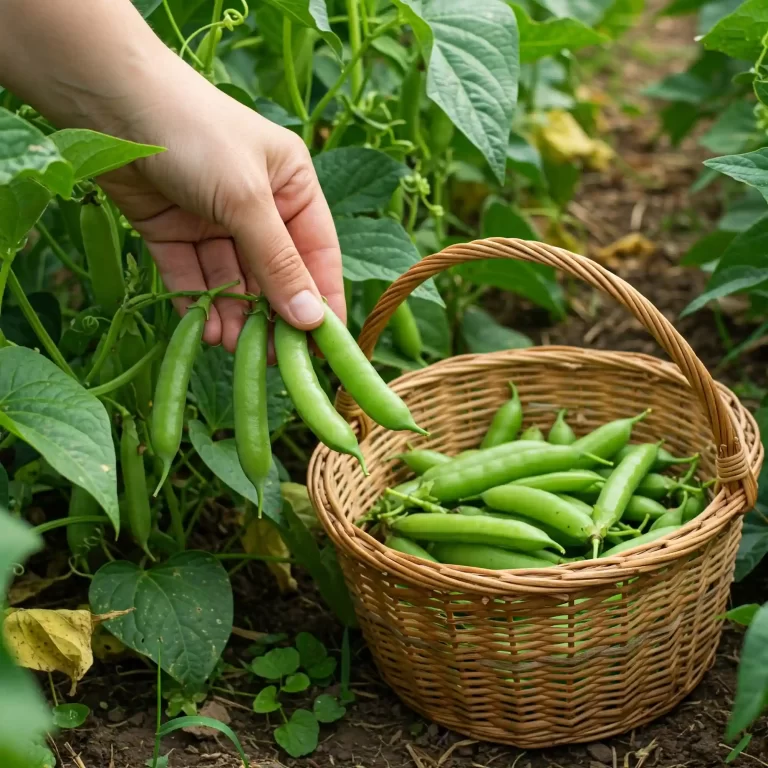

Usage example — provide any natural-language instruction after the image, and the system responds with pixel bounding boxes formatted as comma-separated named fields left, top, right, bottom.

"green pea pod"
left=385, top=535, right=437, bottom=562
left=421, top=440, right=546, bottom=481
left=519, top=425, right=545, bottom=441
left=681, top=494, right=706, bottom=523
left=600, top=526, right=680, bottom=558
left=59, top=198, right=85, bottom=253
left=427, top=103, right=455, bottom=156
left=482, top=485, right=595, bottom=543
left=311, top=303, right=426, bottom=435
left=430, top=542, right=555, bottom=570
left=398, top=60, right=423, bottom=148
left=510, top=469, right=604, bottom=493
left=481, top=382, right=522, bottom=449
left=118, top=319, right=153, bottom=418
left=392, top=512, right=564, bottom=553
left=620, top=495, right=668, bottom=522
left=571, top=410, right=649, bottom=468
left=80, top=194, right=126, bottom=316
left=650, top=503, right=684, bottom=531
left=275, top=316, right=366, bottom=470
left=395, top=449, right=450, bottom=475
left=557, top=494, right=594, bottom=517
left=548, top=409, right=576, bottom=445
left=196, top=26, right=223, bottom=65
left=388, top=186, right=405, bottom=222
left=591, top=443, right=659, bottom=549
left=151, top=294, right=212, bottom=493
left=390, top=302, right=424, bottom=362
left=67, top=486, right=103, bottom=565
left=121, top=415, right=154, bottom=559
left=613, top=444, right=699, bottom=471
left=466, top=508, right=585, bottom=549
left=234, top=310, right=272, bottom=512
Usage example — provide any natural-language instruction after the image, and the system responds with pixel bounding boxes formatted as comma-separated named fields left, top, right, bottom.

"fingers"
left=197, top=237, right=248, bottom=353
left=229, top=195, right=325, bottom=330
left=148, top=240, right=223, bottom=346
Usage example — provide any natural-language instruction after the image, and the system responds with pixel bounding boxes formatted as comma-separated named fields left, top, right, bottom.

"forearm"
left=0, top=0, right=180, bottom=134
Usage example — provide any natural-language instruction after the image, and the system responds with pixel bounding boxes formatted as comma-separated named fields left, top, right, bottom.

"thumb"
left=231, top=196, right=325, bottom=329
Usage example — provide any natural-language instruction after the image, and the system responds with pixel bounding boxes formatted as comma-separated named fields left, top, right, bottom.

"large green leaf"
left=0, top=465, right=7, bottom=516
left=461, top=306, right=533, bottom=353
left=727, top=601, right=768, bottom=740
left=313, top=148, right=409, bottom=216
left=719, top=188, right=767, bottom=232
left=512, top=5, right=606, bottom=62
left=262, top=0, right=342, bottom=56
left=702, top=0, right=768, bottom=61
left=50, top=129, right=164, bottom=182
left=705, top=149, right=768, bottom=204
left=699, top=102, right=758, bottom=156
left=681, top=216, right=768, bottom=316
left=537, top=0, right=614, bottom=25
left=680, top=230, right=735, bottom=267
left=0, top=108, right=72, bottom=198
left=507, top=132, right=545, bottom=186
left=396, top=0, right=519, bottom=183
left=0, top=178, right=52, bottom=251
left=482, top=199, right=538, bottom=241
left=736, top=512, right=768, bottom=581
left=90, top=552, right=233, bottom=686
left=0, top=512, right=52, bottom=768
left=0, top=346, right=119, bottom=531
left=188, top=419, right=283, bottom=524
left=335, top=216, right=443, bottom=305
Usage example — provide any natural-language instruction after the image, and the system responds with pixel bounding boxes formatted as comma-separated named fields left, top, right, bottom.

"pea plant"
left=0, top=0, right=637, bottom=764
left=649, top=0, right=768, bottom=752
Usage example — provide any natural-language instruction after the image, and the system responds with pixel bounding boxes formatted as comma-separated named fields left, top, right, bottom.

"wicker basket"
left=308, top=238, right=763, bottom=748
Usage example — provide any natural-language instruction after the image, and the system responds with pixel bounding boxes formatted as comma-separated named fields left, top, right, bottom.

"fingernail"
left=288, top=290, right=324, bottom=325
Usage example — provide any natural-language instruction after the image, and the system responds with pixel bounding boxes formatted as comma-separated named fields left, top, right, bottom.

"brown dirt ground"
left=47, top=6, right=768, bottom=768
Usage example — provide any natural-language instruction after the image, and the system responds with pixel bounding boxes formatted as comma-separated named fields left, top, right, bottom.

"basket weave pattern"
left=308, top=239, right=762, bottom=747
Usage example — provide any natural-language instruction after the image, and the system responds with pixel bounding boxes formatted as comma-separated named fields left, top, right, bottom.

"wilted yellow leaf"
left=8, top=572, right=69, bottom=606
left=281, top=482, right=318, bottom=530
left=586, top=139, right=615, bottom=171
left=546, top=220, right=585, bottom=254
left=536, top=110, right=614, bottom=170
left=242, top=519, right=296, bottom=594
left=595, top=233, right=656, bottom=268
left=3, top=608, right=132, bottom=693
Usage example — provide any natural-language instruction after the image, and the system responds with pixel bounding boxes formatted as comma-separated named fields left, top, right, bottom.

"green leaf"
left=254, top=97, right=304, bottom=127
left=482, top=199, right=538, bottom=241
left=274, top=709, right=319, bottom=758
left=727, top=601, right=768, bottom=740
left=307, top=656, right=337, bottom=680
left=0, top=346, right=119, bottom=532
left=411, top=298, right=451, bottom=359
left=705, top=149, right=768, bottom=204
left=726, top=733, right=752, bottom=764
left=702, top=0, right=768, bottom=61
left=661, top=0, right=709, bottom=15
left=146, top=756, right=170, bottom=768
left=512, top=5, right=606, bottom=62
left=282, top=672, right=311, bottom=693
left=680, top=216, right=768, bottom=316
left=314, top=148, right=409, bottom=216
left=723, top=604, right=762, bottom=626
left=262, top=0, right=342, bottom=57
left=132, top=0, right=163, bottom=16
left=461, top=306, right=533, bottom=353
left=396, top=0, right=519, bottom=183
left=660, top=101, right=701, bottom=146
left=0, top=108, right=73, bottom=198
left=719, top=188, right=768, bottom=232
left=736, top=510, right=768, bottom=581
left=643, top=72, right=714, bottom=104
left=188, top=420, right=283, bottom=524
left=537, top=0, right=614, bottom=25
left=699, top=103, right=759, bottom=156
left=680, top=230, right=736, bottom=267
left=756, top=79, right=768, bottom=108
left=0, top=292, right=62, bottom=351
left=253, top=685, right=282, bottom=713
left=52, top=703, right=90, bottom=729
left=296, top=632, right=327, bottom=669
left=335, top=217, right=443, bottom=305
left=313, top=694, right=346, bottom=723
left=507, top=132, right=545, bottom=186
left=251, top=647, right=300, bottom=680
left=157, top=716, right=249, bottom=767
left=89, top=551, right=233, bottom=686
left=0, top=465, right=7, bottom=515
left=0, top=178, right=52, bottom=251
left=50, top=129, right=164, bottom=182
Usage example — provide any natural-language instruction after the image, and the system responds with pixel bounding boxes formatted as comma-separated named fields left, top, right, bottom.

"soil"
left=46, top=6, right=768, bottom=768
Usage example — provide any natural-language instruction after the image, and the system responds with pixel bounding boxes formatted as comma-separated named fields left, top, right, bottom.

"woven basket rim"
left=309, top=346, right=763, bottom=594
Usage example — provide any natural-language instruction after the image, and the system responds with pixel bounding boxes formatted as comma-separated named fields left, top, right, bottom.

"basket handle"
left=336, top=237, right=757, bottom=506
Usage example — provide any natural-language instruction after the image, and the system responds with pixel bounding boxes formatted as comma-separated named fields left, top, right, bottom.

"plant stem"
left=88, top=341, right=164, bottom=398
left=280, top=432, right=308, bottom=462
left=36, top=222, right=89, bottom=280
left=152, top=647, right=162, bottom=768
left=85, top=306, right=126, bottom=385
left=205, top=0, right=225, bottom=75
left=406, top=193, right=419, bottom=235
left=0, top=252, right=12, bottom=317
left=432, top=172, right=445, bottom=245
left=163, top=480, right=186, bottom=550
left=346, top=0, right=364, bottom=98
left=48, top=672, right=59, bottom=707
left=7, top=270, right=76, bottom=378
left=33, top=515, right=109, bottom=535
left=283, top=18, right=310, bottom=122
left=162, top=0, right=204, bottom=68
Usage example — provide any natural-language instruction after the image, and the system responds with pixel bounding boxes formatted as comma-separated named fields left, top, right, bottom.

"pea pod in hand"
left=310, top=303, right=427, bottom=435
left=234, top=309, right=271, bottom=512
left=275, top=316, right=367, bottom=471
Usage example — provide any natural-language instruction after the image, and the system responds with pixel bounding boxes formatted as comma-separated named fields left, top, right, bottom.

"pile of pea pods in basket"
left=362, top=382, right=711, bottom=566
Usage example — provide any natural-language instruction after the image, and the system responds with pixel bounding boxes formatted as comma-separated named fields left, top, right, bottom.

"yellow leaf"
left=536, top=110, right=614, bottom=171
left=281, top=482, right=319, bottom=530
left=8, top=572, right=69, bottom=606
left=594, top=233, right=656, bottom=267
left=3, top=608, right=132, bottom=694
left=241, top=519, right=296, bottom=594
left=586, top=139, right=615, bottom=171
left=546, top=220, right=585, bottom=254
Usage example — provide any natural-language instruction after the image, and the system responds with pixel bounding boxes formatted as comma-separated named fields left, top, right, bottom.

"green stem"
left=87, top=341, right=164, bottom=398
left=406, top=193, right=419, bottom=235
left=48, top=672, right=59, bottom=708
left=346, top=0, right=363, bottom=98
left=0, top=328, right=7, bottom=348
left=33, top=515, right=109, bottom=535
left=184, top=493, right=209, bottom=537
left=0, top=252, right=12, bottom=317
left=162, top=0, right=204, bottom=68
left=36, top=223, right=90, bottom=280
left=324, top=108, right=352, bottom=150
left=433, top=172, right=445, bottom=244
left=7, top=270, right=76, bottom=378
left=163, top=480, right=186, bottom=550
left=280, top=432, right=308, bottom=463
left=283, top=18, right=310, bottom=122
left=152, top=647, right=162, bottom=768
left=205, top=0, right=225, bottom=76
left=85, top=306, right=126, bottom=385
